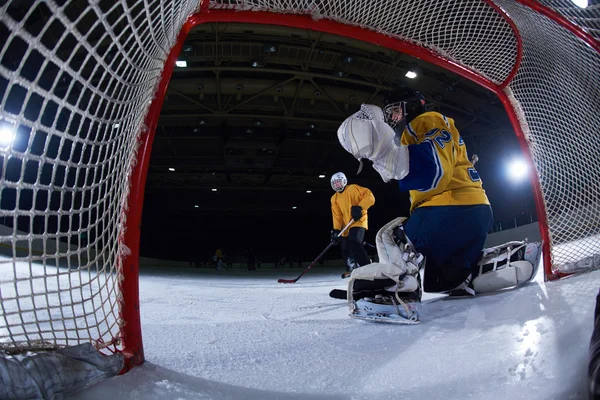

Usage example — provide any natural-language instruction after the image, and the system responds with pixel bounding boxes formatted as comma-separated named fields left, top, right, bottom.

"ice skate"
left=341, top=257, right=357, bottom=279
left=350, top=292, right=420, bottom=324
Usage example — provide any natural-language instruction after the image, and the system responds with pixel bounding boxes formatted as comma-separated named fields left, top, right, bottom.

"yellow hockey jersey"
left=399, top=112, right=489, bottom=212
left=331, top=184, right=375, bottom=236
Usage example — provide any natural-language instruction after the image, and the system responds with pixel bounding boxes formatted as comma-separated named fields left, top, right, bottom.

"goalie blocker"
left=347, top=218, right=542, bottom=324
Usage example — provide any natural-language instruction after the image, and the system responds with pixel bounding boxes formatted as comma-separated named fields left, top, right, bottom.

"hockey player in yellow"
left=335, top=88, right=541, bottom=324
left=330, top=172, right=375, bottom=272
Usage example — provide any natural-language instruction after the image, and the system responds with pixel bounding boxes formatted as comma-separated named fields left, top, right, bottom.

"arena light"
left=212, top=188, right=218, bottom=192
left=194, top=205, right=199, bottom=208
left=168, top=167, right=175, bottom=172
left=405, top=71, right=417, bottom=79
left=292, top=206, right=297, bottom=209
left=508, top=159, right=529, bottom=182
left=0, top=123, right=15, bottom=147
left=175, top=60, right=187, bottom=68
left=263, top=43, right=278, bottom=53
left=306, top=190, right=312, bottom=193
left=318, top=174, right=326, bottom=178
left=571, top=0, right=588, bottom=8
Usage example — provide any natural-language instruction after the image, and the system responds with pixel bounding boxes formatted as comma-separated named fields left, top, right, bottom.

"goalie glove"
left=337, top=104, right=409, bottom=183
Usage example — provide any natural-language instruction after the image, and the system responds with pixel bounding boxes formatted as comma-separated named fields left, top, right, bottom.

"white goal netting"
left=1, top=0, right=598, bottom=362
left=0, top=0, right=197, bottom=358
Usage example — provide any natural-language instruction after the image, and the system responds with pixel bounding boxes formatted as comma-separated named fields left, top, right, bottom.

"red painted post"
left=118, top=17, right=197, bottom=372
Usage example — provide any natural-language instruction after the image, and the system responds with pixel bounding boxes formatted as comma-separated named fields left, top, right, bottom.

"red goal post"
left=0, top=0, right=598, bottom=372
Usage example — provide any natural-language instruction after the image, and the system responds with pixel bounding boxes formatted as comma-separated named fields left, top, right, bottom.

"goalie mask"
left=337, top=104, right=409, bottom=183
left=383, top=88, right=426, bottom=131
left=331, top=172, right=347, bottom=192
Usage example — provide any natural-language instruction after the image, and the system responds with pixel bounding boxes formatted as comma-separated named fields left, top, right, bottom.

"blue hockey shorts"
left=404, top=204, right=493, bottom=271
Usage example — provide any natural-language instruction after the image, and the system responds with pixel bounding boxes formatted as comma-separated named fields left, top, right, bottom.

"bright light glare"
left=0, top=125, right=14, bottom=146
left=508, top=159, right=529, bottom=181
left=212, top=188, right=218, bottom=192
left=318, top=174, right=326, bottom=178
left=175, top=60, right=187, bottom=68
left=571, top=0, right=588, bottom=8
left=292, top=206, right=297, bottom=209
left=194, top=205, right=199, bottom=208
left=405, top=71, right=417, bottom=79
left=168, top=167, right=175, bottom=172
left=306, top=190, right=312, bottom=193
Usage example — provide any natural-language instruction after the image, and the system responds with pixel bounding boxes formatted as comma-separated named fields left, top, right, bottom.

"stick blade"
left=329, top=289, right=347, bottom=300
left=277, top=278, right=297, bottom=284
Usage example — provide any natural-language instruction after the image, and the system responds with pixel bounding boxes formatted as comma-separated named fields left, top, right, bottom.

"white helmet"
left=331, top=172, right=347, bottom=192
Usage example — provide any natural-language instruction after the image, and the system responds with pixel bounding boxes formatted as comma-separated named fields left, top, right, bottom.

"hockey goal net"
left=0, top=0, right=598, bottom=370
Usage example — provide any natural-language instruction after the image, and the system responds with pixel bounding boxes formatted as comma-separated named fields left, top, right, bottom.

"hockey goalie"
left=336, top=89, right=541, bottom=324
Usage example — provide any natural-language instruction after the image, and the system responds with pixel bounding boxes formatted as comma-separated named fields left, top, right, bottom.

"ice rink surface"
left=68, top=262, right=599, bottom=400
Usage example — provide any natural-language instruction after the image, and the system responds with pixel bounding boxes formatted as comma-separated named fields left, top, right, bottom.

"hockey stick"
left=277, top=219, right=355, bottom=284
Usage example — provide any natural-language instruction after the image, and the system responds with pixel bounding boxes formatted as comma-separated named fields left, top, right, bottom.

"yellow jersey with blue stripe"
left=399, top=112, right=489, bottom=212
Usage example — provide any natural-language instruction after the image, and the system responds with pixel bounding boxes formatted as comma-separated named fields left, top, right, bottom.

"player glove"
left=351, top=206, right=363, bottom=221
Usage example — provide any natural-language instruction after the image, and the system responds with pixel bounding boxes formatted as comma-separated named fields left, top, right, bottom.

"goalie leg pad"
left=346, top=218, right=425, bottom=324
left=351, top=275, right=420, bottom=300
left=472, top=241, right=541, bottom=293
left=375, top=217, right=422, bottom=275
left=349, top=262, right=407, bottom=281
left=472, top=261, right=533, bottom=293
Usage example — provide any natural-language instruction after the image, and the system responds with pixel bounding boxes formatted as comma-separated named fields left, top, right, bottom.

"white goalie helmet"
left=331, top=172, right=347, bottom=192
left=337, top=104, right=409, bottom=183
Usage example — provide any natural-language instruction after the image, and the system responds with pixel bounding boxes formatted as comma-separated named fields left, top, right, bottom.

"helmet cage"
left=331, top=173, right=347, bottom=192
left=384, top=101, right=408, bottom=129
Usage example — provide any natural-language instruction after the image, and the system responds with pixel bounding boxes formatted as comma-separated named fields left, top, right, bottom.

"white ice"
left=61, top=259, right=599, bottom=400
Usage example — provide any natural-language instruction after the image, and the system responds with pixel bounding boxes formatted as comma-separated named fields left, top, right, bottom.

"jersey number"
left=468, top=168, right=481, bottom=182
left=423, top=129, right=452, bottom=149
left=434, top=130, right=452, bottom=149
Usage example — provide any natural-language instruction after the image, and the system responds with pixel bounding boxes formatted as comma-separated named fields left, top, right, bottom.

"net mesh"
left=0, top=0, right=197, bottom=353
left=0, top=0, right=598, bottom=355
left=537, top=0, right=600, bottom=40
left=210, top=0, right=519, bottom=85
left=495, top=0, right=600, bottom=271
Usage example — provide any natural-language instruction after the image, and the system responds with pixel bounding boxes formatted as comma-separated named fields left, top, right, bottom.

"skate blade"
left=350, top=312, right=420, bottom=325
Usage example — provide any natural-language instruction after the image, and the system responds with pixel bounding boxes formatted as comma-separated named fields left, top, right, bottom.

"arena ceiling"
left=148, top=22, right=515, bottom=217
